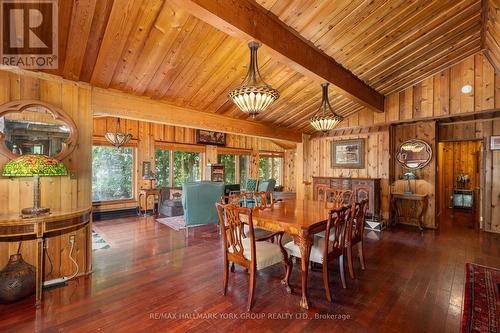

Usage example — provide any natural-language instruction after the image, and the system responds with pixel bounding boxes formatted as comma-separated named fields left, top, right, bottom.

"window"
left=155, top=148, right=202, bottom=187
left=218, top=154, right=236, bottom=183
left=259, top=156, right=273, bottom=181
left=273, top=156, right=282, bottom=186
left=155, top=149, right=170, bottom=187
left=216, top=153, right=250, bottom=184
left=259, top=154, right=283, bottom=186
left=92, top=146, right=134, bottom=202
left=239, top=155, right=249, bottom=186
left=173, top=151, right=201, bottom=186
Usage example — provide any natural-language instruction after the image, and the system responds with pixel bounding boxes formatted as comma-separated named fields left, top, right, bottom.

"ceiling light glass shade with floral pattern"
left=228, top=41, right=280, bottom=117
left=105, top=118, right=132, bottom=148
left=310, top=83, right=344, bottom=132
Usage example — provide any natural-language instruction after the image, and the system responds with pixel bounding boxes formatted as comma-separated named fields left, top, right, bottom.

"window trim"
left=217, top=152, right=251, bottom=184
left=155, top=145, right=202, bottom=187
left=91, top=143, right=137, bottom=204
left=259, top=153, right=284, bottom=186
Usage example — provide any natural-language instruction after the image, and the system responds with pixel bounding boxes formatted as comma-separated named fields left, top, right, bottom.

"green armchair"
left=257, top=179, right=276, bottom=193
left=245, top=179, right=276, bottom=208
left=182, top=181, right=225, bottom=227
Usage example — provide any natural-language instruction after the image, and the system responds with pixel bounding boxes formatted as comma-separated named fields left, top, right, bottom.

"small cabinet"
left=205, top=164, right=224, bottom=182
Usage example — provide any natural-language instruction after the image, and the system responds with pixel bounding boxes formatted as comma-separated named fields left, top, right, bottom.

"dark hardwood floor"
left=0, top=213, right=499, bottom=333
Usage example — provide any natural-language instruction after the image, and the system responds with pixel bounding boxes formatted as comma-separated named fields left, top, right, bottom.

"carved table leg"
left=297, top=235, right=313, bottom=309
left=137, top=193, right=144, bottom=216
left=278, top=233, right=293, bottom=294
left=156, top=193, right=162, bottom=217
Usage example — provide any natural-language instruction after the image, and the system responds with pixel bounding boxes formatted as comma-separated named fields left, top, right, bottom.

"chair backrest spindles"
left=323, top=188, right=353, bottom=208
left=216, top=203, right=254, bottom=263
left=315, top=184, right=329, bottom=201
left=352, top=199, right=368, bottom=241
left=323, top=205, right=351, bottom=259
left=253, top=191, right=274, bottom=209
left=221, top=194, right=245, bottom=206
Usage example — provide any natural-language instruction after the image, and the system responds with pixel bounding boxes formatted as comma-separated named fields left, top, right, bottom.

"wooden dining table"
left=251, top=199, right=335, bottom=309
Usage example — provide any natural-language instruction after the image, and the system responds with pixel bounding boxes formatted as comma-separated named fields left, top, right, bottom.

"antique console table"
left=138, top=188, right=162, bottom=217
left=0, top=207, right=92, bottom=305
left=391, top=193, right=428, bottom=230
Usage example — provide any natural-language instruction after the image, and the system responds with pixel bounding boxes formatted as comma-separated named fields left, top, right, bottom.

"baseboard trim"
left=93, top=208, right=138, bottom=221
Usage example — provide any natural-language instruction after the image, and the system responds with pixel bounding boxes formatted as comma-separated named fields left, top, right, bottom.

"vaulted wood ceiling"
left=50, top=0, right=483, bottom=134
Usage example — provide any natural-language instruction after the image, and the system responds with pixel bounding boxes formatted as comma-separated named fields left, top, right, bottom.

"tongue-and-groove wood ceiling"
left=52, top=0, right=482, bottom=133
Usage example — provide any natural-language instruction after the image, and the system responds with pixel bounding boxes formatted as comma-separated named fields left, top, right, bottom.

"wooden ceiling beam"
left=91, top=87, right=302, bottom=142
left=170, top=0, right=385, bottom=113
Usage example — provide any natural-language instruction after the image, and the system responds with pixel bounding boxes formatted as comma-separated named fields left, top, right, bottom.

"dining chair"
left=315, top=184, right=330, bottom=201
left=252, top=191, right=274, bottom=209
left=216, top=202, right=292, bottom=311
left=346, top=199, right=368, bottom=279
left=221, top=194, right=246, bottom=206
left=314, top=189, right=353, bottom=240
left=323, top=188, right=353, bottom=208
left=284, top=205, right=352, bottom=302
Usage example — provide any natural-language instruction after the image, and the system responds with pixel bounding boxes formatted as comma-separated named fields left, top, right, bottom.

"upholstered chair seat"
left=230, top=237, right=286, bottom=270
left=244, top=224, right=273, bottom=240
left=284, top=237, right=334, bottom=263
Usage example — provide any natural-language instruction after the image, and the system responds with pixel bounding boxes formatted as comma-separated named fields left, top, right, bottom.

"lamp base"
left=21, top=207, right=50, bottom=218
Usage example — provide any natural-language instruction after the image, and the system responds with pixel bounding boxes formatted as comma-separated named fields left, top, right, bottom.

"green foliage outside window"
left=173, top=151, right=200, bottom=186
left=239, top=155, right=248, bottom=186
left=273, top=156, right=282, bottom=186
left=259, top=155, right=282, bottom=186
left=218, top=154, right=236, bottom=184
left=92, top=146, right=133, bottom=202
left=259, top=156, right=273, bottom=181
left=155, top=149, right=170, bottom=187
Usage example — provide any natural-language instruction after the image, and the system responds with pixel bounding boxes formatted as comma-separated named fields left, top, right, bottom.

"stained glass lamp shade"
left=310, top=83, right=344, bottom=132
left=228, top=41, right=280, bottom=117
left=2, top=155, right=68, bottom=216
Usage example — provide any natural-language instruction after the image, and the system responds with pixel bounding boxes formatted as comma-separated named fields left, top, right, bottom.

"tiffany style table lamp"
left=2, top=154, right=67, bottom=217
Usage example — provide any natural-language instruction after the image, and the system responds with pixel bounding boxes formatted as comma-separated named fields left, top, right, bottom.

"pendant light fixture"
left=228, top=41, right=279, bottom=117
left=310, top=83, right=344, bottom=132
left=105, top=118, right=132, bottom=148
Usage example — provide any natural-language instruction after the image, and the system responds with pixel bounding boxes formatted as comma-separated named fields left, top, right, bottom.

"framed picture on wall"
left=331, top=139, right=365, bottom=169
left=195, top=129, right=226, bottom=146
left=491, top=136, right=500, bottom=150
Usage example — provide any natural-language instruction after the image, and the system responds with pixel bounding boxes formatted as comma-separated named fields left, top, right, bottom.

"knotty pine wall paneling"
left=305, top=54, right=499, bottom=231
left=305, top=131, right=391, bottom=220
left=345, top=53, right=495, bottom=127
left=0, top=70, right=93, bottom=279
left=93, top=117, right=290, bottom=211
left=393, top=121, right=437, bottom=228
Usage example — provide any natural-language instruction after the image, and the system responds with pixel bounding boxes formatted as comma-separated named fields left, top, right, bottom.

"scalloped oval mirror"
left=0, top=100, right=78, bottom=160
left=396, top=139, right=432, bottom=170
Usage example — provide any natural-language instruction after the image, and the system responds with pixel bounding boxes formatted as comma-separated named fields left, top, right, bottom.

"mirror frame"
left=0, top=100, right=78, bottom=161
left=396, top=139, right=432, bottom=170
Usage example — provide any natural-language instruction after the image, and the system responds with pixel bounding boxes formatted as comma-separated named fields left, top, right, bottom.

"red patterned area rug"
left=156, top=216, right=185, bottom=231
left=461, top=263, right=500, bottom=333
